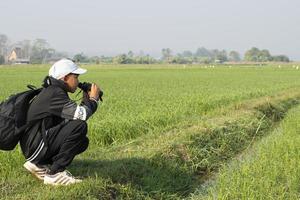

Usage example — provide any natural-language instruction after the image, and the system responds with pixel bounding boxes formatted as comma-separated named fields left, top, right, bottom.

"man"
left=20, top=58, right=101, bottom=185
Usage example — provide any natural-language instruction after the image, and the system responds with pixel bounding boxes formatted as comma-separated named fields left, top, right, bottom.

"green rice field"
left=1, top=64, right=300, bottom=199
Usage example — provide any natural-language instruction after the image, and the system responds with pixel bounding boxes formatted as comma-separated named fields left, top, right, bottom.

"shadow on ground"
left=71, top=156, right=197, bottom=198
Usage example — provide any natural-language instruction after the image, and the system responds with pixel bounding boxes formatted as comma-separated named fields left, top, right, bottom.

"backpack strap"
left=27, top=85, right=37, bottom=90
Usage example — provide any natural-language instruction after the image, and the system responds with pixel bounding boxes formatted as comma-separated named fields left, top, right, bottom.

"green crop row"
left=1, top=65, right=300, bottom=147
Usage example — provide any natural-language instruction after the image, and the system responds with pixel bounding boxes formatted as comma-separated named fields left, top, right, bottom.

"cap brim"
left=72, top=68, right=87, bottom=75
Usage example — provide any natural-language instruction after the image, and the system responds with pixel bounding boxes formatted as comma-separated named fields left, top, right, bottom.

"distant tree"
left=272, top=55, right=290, bottom=62
left=161, top=48, right=172, bottom=63
left=73, top=53, right=89, bottom=63
left=99, top=55, right=113, bottom=63
left=218, top=50, right=228, bottom=63
left=137, top=55, right=157, bottom=64
left=113, top=54, right=128, bottom=64
left=0, top=55, right=5, bottom=64
left=0, top=34, right=9, bottom=56
left=259, top=49, right=272, bottom=62
left=0, top=34, right=8, bottom=46
left=138, top=50, right=145, bottom=57
left=199, top=57, right=211, bottom=64
left=244, top=47, right=279, bottom=62
left=125, top=51, right=135, bottom=63
left=32, top=39, right=49, bottom=51
left=211, top=49, right=227, bottom=63
left=111, top=52, right=157, bottom=64
left=127, top=50, right=134, bottom=58
left=90, top=56, right=101, bottom=64
left=30, top=39, right=51, bottom=63
left=228, top=51, right=241, bottom=62
left=17, top=40, right=32, bottom=58
left=182, top=50, right=193, bottom=57
left=195, top=47, right=211, bottom=57
left=134, top=56, right=149, bottom=64
left=145, top=55, right=157, bottom=64
left=53, top=51, right=68, bottom=59
left=244, top=47, right=260, bottom=61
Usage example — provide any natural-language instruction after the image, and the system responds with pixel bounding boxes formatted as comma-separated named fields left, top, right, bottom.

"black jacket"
left=20, top=77, right=98, bottom=159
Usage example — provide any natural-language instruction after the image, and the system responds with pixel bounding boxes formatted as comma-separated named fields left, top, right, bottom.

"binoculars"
left=78, top=82, right=103, bottom=102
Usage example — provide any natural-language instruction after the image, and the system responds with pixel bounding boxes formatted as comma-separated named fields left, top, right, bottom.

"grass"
left=194, top=105, right=300, bottom=200
left=1, top=64, right=300, bottom=199
left=2, top=65, right=300, bottom=146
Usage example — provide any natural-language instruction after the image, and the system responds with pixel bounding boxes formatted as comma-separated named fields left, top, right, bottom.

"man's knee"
left=81, top=136, right=89, bottom=152
left=66, top=120, right=88, bottom=137
left=75, top=120, right=87, bottom=130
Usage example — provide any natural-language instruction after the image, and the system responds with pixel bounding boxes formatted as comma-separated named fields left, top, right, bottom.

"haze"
left=1, top=0, right=299, bottom=60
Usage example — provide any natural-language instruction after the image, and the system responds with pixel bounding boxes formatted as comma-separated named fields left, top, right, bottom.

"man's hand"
left=88, top=83, right=101, bottom=101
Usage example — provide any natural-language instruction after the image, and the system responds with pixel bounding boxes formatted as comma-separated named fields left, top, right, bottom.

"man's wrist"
left=89, top=96, right=99, bottom=104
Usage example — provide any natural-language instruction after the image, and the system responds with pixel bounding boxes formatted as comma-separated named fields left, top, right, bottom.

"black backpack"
left=0, top=85, right=42, bottom=151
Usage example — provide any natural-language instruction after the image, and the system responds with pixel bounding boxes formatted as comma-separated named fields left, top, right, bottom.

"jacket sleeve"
left=49, top=90, right=98, bottom=121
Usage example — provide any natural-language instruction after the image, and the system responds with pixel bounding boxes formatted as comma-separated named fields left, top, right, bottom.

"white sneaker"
left=23, top=161, right=49, bottom=181
left=44, top=170, right=82, bottom=186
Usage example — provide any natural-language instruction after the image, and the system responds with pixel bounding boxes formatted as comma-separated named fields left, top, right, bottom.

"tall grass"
left=1, top=65, right=300, bottom=147
left=197, top=105, right=300, bottom=199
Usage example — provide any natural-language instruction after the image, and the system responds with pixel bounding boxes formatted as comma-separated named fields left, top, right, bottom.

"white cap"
left=49, top=58, right=87, bottom=79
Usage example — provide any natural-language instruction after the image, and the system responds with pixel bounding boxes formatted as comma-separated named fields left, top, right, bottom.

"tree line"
left=0, top=33, right=290, bottom=65
left=72, top=47, right=290, bottom=64
left=0, top=34, right=67, bottom=64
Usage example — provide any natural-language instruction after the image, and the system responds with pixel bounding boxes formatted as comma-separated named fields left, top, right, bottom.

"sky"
left=1, top=0, right=300, bottom=60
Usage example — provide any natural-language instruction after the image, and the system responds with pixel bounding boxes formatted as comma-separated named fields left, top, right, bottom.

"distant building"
left=8, top=47, right=30, bottom=64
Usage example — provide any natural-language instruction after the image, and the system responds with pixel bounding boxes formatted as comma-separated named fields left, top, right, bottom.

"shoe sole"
left=44, top=179, right=82, bottom=186
left=44, top=173, right=82, bottom=186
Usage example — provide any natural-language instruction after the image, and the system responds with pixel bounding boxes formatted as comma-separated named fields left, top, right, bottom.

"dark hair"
left=42, top=76, right=51, bottom=88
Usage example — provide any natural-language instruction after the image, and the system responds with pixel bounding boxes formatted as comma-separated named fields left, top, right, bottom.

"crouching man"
left=20, top=58, right=101, bottom=185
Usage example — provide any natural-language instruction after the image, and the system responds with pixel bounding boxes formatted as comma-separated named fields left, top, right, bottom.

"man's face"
left=63, top=73, right=79, bottom=93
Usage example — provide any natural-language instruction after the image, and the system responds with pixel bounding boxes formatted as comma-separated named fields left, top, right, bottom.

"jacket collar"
left=44, top=76, right=69, bottom=92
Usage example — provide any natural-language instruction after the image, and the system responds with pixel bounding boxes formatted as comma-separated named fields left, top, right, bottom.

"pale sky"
left=1, top=0, right=300, bottom=60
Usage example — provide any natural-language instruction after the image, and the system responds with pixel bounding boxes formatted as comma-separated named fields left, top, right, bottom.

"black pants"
left=33, top=120, right=89, bottom=174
